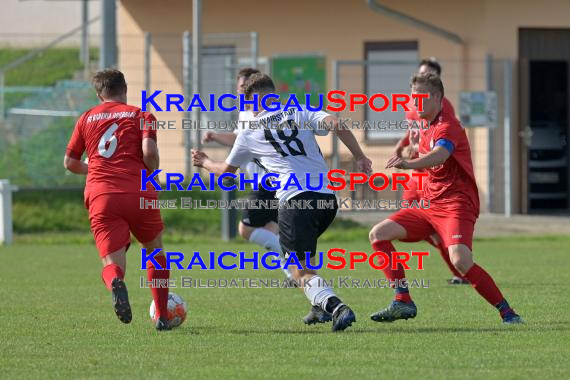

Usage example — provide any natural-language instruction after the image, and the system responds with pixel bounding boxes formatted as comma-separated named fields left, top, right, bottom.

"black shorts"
left=241, top=188, right=279, bottom=227
left=278, top=191, right=338, bottom=259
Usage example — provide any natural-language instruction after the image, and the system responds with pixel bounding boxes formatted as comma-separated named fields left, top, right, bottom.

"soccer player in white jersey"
left=193, top=73, right=373, bottom=332
left=202, top=68, right=293, bottom=283
left=203, top=68, right=330, bottom=324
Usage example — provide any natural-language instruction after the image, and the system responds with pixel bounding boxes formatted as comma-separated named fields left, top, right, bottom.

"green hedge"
left=0, top=47, right=97, bottom=110
left=12, top=188, right=368, bottom=243
left=0, top=118, right=85, bottom=187
left=13, top=188, right=228, bottom=235
left=0, top=48, right=96, bottom=86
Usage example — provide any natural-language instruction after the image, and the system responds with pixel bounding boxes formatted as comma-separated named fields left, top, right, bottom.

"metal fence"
left=331, top=57, right=515, bottom=215
left=119, top=31, right=263, bottom=177
left=0, top=29, right=99, bottom=188
left=0, top=31, right=261, bottom=188
left=4, top=32, right=557, bottom=216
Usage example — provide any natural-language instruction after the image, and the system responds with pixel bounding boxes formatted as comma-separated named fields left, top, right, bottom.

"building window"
left=364, top=41, right=418, bottom=142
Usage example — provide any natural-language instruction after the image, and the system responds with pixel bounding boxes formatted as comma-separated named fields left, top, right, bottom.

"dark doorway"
left=527, top=61, right=568, bottom=210
left=519, top=29, right=570, bottom=214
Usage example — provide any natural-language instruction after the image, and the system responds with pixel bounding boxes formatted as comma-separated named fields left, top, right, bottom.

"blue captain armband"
left=434, top=138, right=455, bottom=154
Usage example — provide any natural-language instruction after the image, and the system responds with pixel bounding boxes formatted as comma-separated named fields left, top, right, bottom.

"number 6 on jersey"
left=98, top=123, right=119, bottom=158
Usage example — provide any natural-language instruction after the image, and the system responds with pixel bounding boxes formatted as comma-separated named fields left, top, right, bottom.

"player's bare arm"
left=202, top=131, right=237, bottom=147
left=142, top=137, right=160, bottom=171
left=63, top=155, right=88, bottom=175
left=385, top=146, right=450, bottom=170
left=324, top=115, right=373, bottom=175
left=192, top=149, right=239, bottom=176
left=394, top=130, right=411, bottom=157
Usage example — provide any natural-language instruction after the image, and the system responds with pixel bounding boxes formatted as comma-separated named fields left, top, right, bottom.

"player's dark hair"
left=244, top=73, right=276, bottom=99
left=237, top=67, right=261, bottom=81
left=418, top=58, right=442, bottom=75
left=92, top=69, right=127, bottom=98
left=411, top=73, right=444, bottom=99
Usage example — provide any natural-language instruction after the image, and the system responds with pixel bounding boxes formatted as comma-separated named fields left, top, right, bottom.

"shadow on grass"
left=496, top=282, right=569, bottom=288
left=162, top=321, right=570, bottom=335
left=227, top=326, right=535, bottom=335
left=170, top=324, right=221, bottom=335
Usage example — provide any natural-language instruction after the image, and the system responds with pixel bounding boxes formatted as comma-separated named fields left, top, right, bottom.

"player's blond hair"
left=411, top=73, right=444, bottom=99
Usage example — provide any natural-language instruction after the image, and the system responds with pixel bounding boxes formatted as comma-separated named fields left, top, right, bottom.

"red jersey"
left=66, top=101, right=158, bottom=204
left=402, top=97, right=456, bottom=147
left=418, top=104, right=480, bottom=216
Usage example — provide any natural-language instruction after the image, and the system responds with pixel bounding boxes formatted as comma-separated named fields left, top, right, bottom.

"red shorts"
left=388, top=203, right=477, bottom=250
left=87, top=193, right=164, bottom=257
left=401, top=175, right=422, bottom=202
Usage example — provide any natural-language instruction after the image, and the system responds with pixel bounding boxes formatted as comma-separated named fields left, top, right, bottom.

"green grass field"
left=1, top=236, right=569, bottom=379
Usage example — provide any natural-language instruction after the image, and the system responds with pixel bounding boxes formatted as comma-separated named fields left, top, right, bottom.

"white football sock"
left=249, top=228, right=291, bottom=278
left=304, top=276, right=337, bottom=310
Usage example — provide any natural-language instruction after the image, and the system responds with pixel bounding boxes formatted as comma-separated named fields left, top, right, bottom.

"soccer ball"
left=149, top=292, right=188, bottom=328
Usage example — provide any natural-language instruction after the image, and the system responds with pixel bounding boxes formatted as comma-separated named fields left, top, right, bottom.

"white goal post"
left=0, top=179, right=17, bottom=245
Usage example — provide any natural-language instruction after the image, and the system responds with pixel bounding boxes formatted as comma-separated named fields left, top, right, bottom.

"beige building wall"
left=118, top=0, right=570, bottom=213
left=0, top=0, right=101, bottom=46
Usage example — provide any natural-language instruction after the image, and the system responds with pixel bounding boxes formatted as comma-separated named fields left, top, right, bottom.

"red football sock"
left=464, top=264, right=504, bottom=307
left=372, top=240, right=412, bottom=302
left=101, top=264, right=124, bottom=291
left=147, top=255, right=170, bottom=319
left=394, top=292, right=412, bottom=303
left=372, top=240, right=406, bottom=281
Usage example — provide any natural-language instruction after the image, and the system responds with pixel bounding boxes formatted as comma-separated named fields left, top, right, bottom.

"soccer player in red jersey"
left=369, top=73, right=523, bottom=324
left=63, top=69, right=171, bottom=330
left=393, top=58, right=469, bottom=285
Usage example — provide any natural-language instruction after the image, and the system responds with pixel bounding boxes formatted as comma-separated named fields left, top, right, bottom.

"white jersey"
left=226, top=104, right=334, bottom=203
left=233, top=110, right=267, bottom=182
